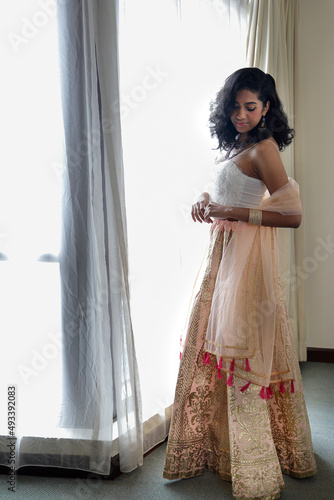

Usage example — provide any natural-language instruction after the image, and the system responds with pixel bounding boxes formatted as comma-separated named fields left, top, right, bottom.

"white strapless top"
left=211, top=159, right=267, bottom=207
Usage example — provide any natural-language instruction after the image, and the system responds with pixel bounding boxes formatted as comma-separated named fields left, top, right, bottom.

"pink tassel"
left=266, top=386, right=273, bottom=399
left=225, top=359, right=235, bottom=387
left=202, top=352, right=211, bottom=365
left=217, top=369, right=223, bottom=380
left=291, top=380, right=295, bottom=394
left=280, top=380, right=285, bottom=394
left=259, top=386, right=268, bottom=399
left=226, top=373, right=234, bottom=387
left=218, top=357, right=223, bottom=370
left=245, top=358, right=251, bottom=372
left=240, top=381, right=251, bottom=393
left=179, top=352, right=182, bottom=360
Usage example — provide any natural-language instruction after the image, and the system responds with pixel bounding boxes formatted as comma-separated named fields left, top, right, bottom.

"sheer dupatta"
left=204, top=179, right=302, bottom=389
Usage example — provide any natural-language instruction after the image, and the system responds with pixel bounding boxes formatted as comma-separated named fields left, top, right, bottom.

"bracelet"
left=248, top=208, right=262, bottom=226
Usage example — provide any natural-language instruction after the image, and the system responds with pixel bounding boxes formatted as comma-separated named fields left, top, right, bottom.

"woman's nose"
left=236, top=107, right=246, bottom=119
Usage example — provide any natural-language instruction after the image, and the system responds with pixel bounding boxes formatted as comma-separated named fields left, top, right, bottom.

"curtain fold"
left=246, top=0, right=306, bottom=359
left=57, top=0, right=143, bottom=473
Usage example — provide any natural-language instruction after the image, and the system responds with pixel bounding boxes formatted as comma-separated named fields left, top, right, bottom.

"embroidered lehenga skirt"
left=163, top=222, right=317, bottom=500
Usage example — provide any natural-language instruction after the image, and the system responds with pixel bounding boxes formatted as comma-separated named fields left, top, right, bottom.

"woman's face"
left=230, top=89, right=269, bottom=139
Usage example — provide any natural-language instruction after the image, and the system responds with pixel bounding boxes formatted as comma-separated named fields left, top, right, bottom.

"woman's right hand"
left=191, top=192, right=213, bottom=223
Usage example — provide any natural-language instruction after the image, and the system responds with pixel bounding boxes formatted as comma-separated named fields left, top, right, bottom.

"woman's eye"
left=233, top=106, right=256, bottom=111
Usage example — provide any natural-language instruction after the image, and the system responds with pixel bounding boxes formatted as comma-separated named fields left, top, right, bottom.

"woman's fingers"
left=203, top=206, right=212, bottom=223
left=191, top=202, right=206, bottom=223
left=191, top=202, right=214, bottom=223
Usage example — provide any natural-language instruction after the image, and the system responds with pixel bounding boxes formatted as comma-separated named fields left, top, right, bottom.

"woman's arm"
left=203, top=203, right=301, bottom=228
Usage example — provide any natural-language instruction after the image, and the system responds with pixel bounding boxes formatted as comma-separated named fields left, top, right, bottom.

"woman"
left=163, top=68, right=317, bottom=499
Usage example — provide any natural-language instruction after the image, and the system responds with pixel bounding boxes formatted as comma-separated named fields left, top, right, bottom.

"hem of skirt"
left=281, top=467, right=317, bottom=479
left=163, top=466, right=231, bottom=482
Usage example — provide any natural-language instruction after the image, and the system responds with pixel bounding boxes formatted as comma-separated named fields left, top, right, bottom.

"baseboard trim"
left=307, top=347, right=334, bottom=363
left=0, top=454, right=121, bottom=480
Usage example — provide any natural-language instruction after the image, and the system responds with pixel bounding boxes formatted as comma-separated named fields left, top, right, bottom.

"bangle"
left=248, top=208, right=262, bottom=226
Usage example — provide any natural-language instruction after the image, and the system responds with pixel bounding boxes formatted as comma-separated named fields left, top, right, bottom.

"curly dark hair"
left=209, top=67, right=294, bottom=151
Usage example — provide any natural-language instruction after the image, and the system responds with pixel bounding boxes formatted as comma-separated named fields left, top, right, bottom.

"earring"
left=259, top=116, right=266, bottom=129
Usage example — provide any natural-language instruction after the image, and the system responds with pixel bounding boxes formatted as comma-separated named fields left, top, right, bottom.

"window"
left=119, top=0, right=247, bottom=424
left=0, top=1, right=63, bottom=437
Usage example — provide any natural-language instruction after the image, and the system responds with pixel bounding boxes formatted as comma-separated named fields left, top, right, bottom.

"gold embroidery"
left=163, top=225, right=317, bottom=497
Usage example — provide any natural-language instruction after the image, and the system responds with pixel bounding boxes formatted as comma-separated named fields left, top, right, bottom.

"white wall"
left=298, top=0, right=334, bottom=348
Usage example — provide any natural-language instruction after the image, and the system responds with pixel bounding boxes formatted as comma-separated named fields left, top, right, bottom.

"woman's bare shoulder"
left=250, top=139, right=288, bottom=192
left=253, top=138, right=280, bottom=156
left=248, top=138, right=281, bottom=168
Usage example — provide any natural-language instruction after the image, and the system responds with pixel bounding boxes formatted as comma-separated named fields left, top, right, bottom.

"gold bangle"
left=248, top=208, right=262, bottom=226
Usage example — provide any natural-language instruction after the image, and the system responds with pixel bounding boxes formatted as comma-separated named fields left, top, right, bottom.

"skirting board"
left=0, top=454, right=121, bottom=480
left=307, top=347, right=334, bottom=363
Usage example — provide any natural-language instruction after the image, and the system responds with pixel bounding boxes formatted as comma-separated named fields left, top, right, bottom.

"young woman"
left=163, top=68, right=317, bottom=499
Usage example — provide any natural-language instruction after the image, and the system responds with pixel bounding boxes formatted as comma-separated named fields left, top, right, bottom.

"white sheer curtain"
left=119, top=0, right=248, bottom=452
left=56, top=0, right=143, bottom=473
left=1, top=0, right=142, bottom=476
left=246, top=0, right=305, bottom=358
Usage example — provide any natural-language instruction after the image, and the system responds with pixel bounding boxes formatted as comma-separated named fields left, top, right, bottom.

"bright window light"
left=119, top=0, right=246, bottom=421
left=0, top=0, right=63, bottom=436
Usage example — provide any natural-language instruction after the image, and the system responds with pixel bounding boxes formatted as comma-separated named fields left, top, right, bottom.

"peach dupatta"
left=203, top=178, right=302, bottom=389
